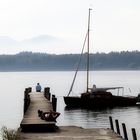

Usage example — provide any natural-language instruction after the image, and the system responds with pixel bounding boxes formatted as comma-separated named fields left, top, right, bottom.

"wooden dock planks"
left=20, top=92, right=56, bottom=132
left=18, top=89, right=124, bottom=140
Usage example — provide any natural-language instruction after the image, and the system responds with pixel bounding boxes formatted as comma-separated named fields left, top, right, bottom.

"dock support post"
left=109, top=116, right=114, bottom=131
left=23, top=87, right=31, bottom=114
left=44, top=87, right=51, bottom=101
left=24, top=90, right=27, bottom=114
left=28, top=87, right=32, bottom=93
left=132, top=128, right=137, bottom=140
left=115, top=119, right=120, bottom=135
left=122, top=123, right=128, bottom=140
left=52, top=95, right=57, bottom=111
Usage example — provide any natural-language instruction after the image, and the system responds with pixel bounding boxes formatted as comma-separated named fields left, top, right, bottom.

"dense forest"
left=0, top=51, right=140, bottom=71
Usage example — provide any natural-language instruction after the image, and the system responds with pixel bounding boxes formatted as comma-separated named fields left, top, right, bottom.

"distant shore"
left=1, top=51, right=140, bottom=71
left=1, top=69, right=140, bottom=72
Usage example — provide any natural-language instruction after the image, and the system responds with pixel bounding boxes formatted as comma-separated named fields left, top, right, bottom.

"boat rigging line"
left=67, top=31, right=88, bottom=96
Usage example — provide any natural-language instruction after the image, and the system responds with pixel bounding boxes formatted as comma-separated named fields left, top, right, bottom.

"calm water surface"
left=0, top=71, right=140, bottom=139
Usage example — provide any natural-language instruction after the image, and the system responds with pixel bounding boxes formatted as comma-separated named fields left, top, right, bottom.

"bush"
left=1, top=126, right=19, bottom=140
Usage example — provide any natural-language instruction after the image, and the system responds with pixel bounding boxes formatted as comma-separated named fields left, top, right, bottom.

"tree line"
left=0, top=51, right=140, bottom=71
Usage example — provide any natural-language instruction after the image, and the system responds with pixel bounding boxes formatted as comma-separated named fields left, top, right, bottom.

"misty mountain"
left=0, top=36, right=18, bottom=45
left=22, top=35, right=60, bottom=44
left=0, top=35, right=59, bottom=44
left=0, top=35, right=62, bottom=54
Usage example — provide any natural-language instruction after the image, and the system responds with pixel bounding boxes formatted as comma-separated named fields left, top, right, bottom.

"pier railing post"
left=115, top=119, right=120, bottom=135
left=122, top=123, right=128, bottom=140
left=23, top=87, right=31, bottom=114
left=24, top=89, right=28, bottom=114
left=44, top=87, right=51, bottom=101
left=132, top=128, right=137, bottom=140
left=24, top=90, right=27, bottom=114
left=28, top=87, right=32, bottom=93
left=109, top=116, right=114, bottom=131
left=52, top=94, right=57, bottom=111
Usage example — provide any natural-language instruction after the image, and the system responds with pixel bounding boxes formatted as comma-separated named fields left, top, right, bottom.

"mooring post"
left=109, top=116, right=114, bottom=131
left=122, top=123, right=128, bottom=140
left=52, top=94, right=57, bottom=111
left=23, top=90, right=26, bottom=114
left=44, top=87, right=51, bottom=100
left=24, top=89, right=28, bottom=114
left=28, top=87, right=32, bottom=93
left=23, top=88, right=31, bottom=114
left=115, top=119, right=120, bottom=135
left=132, top=128, right=137, bottom=140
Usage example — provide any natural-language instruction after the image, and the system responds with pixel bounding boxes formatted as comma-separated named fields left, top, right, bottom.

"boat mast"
left=87, top=8, right=92, bottom=93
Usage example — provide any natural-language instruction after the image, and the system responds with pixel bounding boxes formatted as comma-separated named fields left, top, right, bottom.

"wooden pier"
left=18, top=87, right=124, bottom=140
left=20, top=87, right=57, bottom=132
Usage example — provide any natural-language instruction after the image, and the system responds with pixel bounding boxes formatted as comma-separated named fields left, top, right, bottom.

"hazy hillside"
left=0, top=51, right=140, bottom=71
left=0, top=35, right=63, bottom=54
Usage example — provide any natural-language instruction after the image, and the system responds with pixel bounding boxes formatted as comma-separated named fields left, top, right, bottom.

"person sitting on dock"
left=38, top=110, right=60, bottom=122
left=36, top=83, right=42, bottom=92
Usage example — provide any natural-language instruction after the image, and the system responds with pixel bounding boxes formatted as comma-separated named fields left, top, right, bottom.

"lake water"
left=0, top=71, right=140, bottom=139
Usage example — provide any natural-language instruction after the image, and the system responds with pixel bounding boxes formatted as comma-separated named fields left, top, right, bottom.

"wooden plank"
left=20, top=92, right=56, bottom=132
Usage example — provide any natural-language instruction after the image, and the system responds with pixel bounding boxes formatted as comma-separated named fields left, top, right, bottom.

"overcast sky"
left=0, top=0, right=140, bottom=54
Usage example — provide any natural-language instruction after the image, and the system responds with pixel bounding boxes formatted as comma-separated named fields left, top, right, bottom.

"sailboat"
left=63, top=9, right=138, bottom=109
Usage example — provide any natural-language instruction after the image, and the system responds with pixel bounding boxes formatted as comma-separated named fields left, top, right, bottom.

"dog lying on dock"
left=38, top=110, right=60, bottom=122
